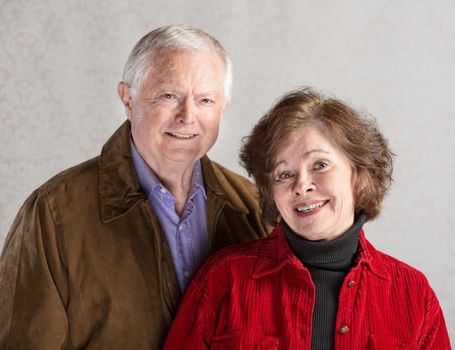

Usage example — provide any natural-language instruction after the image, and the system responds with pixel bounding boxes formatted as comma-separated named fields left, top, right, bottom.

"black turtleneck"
left=283, top=215, right=366, bottom=350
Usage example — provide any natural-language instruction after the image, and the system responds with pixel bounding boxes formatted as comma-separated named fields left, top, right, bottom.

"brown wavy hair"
left=239, top=87, right=394, bottom=225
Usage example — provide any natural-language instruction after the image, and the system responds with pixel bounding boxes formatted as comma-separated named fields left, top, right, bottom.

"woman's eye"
left=277, top=171, right=294, bottom=181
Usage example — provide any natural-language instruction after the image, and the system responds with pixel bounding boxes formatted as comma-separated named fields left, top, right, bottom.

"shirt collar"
left=189, top=160, right=207, bottom=200
left=252, top=223, right=390, bottom=280
left=130, top=138, right=161, bottom=196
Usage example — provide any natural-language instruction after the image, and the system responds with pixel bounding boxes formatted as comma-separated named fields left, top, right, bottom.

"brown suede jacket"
left=0, top=121, right=270, bottom=349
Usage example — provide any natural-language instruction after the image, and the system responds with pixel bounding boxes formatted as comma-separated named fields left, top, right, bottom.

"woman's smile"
left=295, top=199, right=328, bottom=213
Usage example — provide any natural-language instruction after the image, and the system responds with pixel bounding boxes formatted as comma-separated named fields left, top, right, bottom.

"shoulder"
left=193, top=238, right=264, bottom=285
left=18, top=157, right=100, bottom=217
left=13, top=157, right=99, bottom=211
left=11, top=156, right=101, bottom=232
left=3, top=156, right=100, bottom=251
left=211, top=160, right=256, bottom=188
left=201, top=157, right=263, bottom=219
left=39, top=156, right=99, bottom=195
left=202, top=157, right=257, bottom=193
left=381, top=250, right=426, bottom=278
left=372, top=246, right=433, bottom=294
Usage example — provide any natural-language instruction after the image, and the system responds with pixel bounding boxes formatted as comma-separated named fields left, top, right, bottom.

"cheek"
left=131, top=114, right=159, bottom=140
left=339, top=177, right=356, bottom=209
left=208, top=118, right=221, bottom=132
left=272, top=187, right=287, bottom=211
left=200, top=122, right=221, bottom=142
left=203, top=111, right=222, bottom=128
left=130, top=104, right=147, bottom=123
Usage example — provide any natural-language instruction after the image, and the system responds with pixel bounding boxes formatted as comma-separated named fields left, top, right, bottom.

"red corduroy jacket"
left=164, top=224, right=451, bottom=350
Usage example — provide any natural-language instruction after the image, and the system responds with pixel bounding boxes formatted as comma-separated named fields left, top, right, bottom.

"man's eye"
left=201, top=98, right=214, bottom=104
left=314, top=162, right=328, bottom=170
left=162, top=93, right=175, bottom=99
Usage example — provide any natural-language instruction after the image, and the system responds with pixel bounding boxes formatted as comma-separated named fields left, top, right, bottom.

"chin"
left=164, top=151, right=200, bottom=163
left=291, top=221, right=330, bottom=241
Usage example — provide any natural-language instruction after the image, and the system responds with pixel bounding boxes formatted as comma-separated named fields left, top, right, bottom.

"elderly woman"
left=163, top=88, right=450, bottom=349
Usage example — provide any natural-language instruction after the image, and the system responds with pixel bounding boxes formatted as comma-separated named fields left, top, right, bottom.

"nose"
left=293, top=173, right=315, bottom=196
left=176, top=98, right=196, bottom=124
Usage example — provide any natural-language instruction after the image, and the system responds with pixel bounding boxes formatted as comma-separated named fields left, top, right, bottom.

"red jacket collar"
left=252, top=223, right=390, bottom=280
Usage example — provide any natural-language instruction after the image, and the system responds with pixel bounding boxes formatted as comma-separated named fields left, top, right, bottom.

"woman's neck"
left=283, top=214, right=366, bottom=269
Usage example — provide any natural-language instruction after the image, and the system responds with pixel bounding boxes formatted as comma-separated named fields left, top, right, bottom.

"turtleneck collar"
left=283, top=214, right=366, bottom=270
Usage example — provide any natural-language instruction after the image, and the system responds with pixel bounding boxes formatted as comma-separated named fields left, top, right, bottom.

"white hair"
left=122, top=24, right=233, bottom=103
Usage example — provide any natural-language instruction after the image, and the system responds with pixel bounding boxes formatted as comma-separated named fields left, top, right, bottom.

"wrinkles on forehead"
left=138, top=50, right=226, bottom=103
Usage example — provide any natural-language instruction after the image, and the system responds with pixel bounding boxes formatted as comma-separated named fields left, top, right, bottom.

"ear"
left=358, top=170, right=369, bottom=192
left=353, top=168, right=369, bottom=198
left=222, top=100, right=230, bottom=114
left=117, top=82, right=133, bottom=120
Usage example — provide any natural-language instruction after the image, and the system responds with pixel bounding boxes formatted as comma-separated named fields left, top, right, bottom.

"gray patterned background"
left=1, top=0, right=454, bottom=340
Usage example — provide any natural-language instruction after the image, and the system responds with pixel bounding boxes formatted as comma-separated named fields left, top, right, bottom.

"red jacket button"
left=340, top=325, right=349, bottom=334
left=347, top=280, right=356, bottom=288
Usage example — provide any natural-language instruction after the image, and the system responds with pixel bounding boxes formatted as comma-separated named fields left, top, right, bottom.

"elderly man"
left=0, top=25, right=269, bottom=349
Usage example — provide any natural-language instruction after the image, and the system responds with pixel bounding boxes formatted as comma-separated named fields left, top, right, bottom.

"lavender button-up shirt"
left=130, top=140, right=209, bottom=291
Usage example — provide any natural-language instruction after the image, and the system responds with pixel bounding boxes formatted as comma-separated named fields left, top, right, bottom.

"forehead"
left=276, top=126, right=346, bottom=161
left=143, top=49, right=225, bottom=87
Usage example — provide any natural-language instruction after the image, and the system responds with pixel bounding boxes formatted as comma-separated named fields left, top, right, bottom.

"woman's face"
left=272, top=127, right=356, bottom=241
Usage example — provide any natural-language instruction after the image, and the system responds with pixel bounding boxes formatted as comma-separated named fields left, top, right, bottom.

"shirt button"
left=159, top=187, right=166, bottom=194
left=184, top=270, right=192, bottom=278
left=178, top=225, right=183, bottom=231
left=340, top=325, right=349, bottom=334
left=347, top=280, right=356, bottom=288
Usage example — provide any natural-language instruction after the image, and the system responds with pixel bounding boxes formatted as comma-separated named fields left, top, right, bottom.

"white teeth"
left=169, top=132, right=195, bottom=139
left=297, top=201, right=325, bottom=213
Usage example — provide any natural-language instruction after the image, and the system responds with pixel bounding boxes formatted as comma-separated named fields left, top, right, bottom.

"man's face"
left=120, top=50, right=227, bottom=170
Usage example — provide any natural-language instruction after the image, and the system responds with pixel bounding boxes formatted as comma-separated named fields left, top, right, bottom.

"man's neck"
left=159, top=168, right=193, bottom=216
left=144, top=155, right=196, bottom=216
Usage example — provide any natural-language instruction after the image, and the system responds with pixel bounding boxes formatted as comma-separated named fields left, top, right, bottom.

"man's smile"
left=166, top=132, right=197, bottom=139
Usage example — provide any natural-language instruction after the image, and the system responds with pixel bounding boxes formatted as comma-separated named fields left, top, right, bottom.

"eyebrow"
left=274, top=148, right=330, bottom=168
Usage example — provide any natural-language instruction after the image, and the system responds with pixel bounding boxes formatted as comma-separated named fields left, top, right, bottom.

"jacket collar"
left=98, top=121, right=248, bottom=223
left=98, top=121, right=144, bottom=223
left=201, top=157, right=249, bottom=214
left=252, top=223, right=390, bottom=280
left=354, top=231, right=390, bottom=280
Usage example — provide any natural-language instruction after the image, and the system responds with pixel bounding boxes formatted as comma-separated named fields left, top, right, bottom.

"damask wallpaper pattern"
left=1, top=0, right=454, bottom=339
